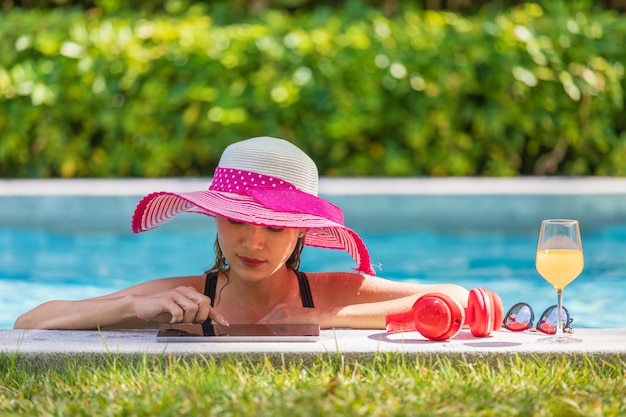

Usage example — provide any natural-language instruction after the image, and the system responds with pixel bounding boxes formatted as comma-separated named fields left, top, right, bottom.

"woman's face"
left=216, top=217, right=304, bottom=281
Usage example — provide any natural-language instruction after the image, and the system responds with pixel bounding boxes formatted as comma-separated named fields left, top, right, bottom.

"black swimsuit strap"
left=296, top=271, right=315, bottom=308
left=203, top=271, right=315, bottom=308
left=204, top=272, right=218, bottom=307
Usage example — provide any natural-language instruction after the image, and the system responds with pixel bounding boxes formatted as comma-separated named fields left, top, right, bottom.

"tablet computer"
left=156, top=322, right=320, bottom=343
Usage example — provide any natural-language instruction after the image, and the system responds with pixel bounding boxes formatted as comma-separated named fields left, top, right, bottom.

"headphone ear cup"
left=467, top=288, right=505, bottom=337
left=413, top=293, right=465, bottom=341
left=467, top=288, right=492, bottom=337
left=489, top=290, right=504, bottom=332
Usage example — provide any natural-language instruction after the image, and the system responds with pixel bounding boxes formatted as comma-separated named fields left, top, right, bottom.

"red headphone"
left=385, top=288, right=504, bottom=341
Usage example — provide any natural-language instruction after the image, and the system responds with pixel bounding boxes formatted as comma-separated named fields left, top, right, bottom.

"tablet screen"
left=156, top=322, right=320, bottom=342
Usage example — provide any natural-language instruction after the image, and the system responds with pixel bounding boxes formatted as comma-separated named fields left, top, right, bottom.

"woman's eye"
left=267, top=227, right=283, bottom=232
left=227, top=219, right=244, bottom=226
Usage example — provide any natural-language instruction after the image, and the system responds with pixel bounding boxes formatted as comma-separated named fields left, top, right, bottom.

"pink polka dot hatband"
left=131, top=137, right=374, bottom=275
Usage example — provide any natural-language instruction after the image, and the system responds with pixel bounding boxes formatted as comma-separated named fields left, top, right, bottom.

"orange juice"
left=536, top=249, right=584, bottom=290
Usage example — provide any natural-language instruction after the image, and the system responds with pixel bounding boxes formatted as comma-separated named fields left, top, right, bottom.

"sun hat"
left=131, top=136, right=375, bottom=275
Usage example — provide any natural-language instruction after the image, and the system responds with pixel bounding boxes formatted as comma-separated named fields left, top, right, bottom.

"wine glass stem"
left=556, top=288, right=564, bottom=337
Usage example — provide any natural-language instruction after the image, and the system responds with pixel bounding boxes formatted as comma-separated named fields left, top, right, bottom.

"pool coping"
left=1, top=328, right=625, bottom=368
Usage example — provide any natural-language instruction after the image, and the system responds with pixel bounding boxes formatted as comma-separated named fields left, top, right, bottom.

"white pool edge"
left=1, top=176, right=626, bottom=196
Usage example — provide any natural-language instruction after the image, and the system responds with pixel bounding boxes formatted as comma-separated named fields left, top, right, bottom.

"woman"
left=14, top=136, right=468, bottom=330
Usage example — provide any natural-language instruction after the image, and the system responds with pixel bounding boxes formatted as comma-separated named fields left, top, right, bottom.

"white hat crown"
left=218, top=136, right=319, bottom=196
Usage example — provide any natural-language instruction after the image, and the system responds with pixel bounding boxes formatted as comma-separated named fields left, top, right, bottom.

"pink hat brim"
left=132, top=191, right=374, bottom=275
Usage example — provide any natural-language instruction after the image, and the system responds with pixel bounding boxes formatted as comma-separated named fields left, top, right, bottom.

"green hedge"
left=0, top=1, right=624, bottom=177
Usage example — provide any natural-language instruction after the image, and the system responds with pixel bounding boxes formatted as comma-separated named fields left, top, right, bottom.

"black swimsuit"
left=203, top=271, right=315, bottom=308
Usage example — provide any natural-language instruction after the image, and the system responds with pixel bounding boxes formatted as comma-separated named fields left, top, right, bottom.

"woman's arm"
left=317, top=289, right=463, bottom=329
left=311, top=272, right=469, bottom=307
left=13, top=275, right=229, bottom=330
left=259, top=272, right=469, bottom=329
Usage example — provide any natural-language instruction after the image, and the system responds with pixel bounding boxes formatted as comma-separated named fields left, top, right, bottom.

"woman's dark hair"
left=205, top=235, right=305, bottom=274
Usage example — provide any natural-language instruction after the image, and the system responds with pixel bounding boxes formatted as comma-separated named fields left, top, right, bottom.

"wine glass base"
left=537, top=335, right=582, bottom=344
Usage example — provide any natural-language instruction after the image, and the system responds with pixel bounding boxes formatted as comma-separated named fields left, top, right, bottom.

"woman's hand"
left=131, top=286, right=229, bottom=326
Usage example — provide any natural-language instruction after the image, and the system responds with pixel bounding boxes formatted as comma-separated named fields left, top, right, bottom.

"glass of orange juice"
left=536, top=219, right=583, bottom=343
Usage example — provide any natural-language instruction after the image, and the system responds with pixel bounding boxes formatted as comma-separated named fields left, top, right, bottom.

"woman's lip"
left=239, top=256, right=264, bottom=267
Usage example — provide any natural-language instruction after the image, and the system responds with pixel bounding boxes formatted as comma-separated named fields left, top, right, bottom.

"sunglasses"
left=503, top=302, right=574, bottom=334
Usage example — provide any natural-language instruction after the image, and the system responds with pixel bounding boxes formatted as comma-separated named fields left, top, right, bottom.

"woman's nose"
left=241, top=224, right=265, bottom=249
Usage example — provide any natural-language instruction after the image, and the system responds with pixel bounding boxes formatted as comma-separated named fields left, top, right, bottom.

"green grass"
left=1, top=353, right=625, bottom=416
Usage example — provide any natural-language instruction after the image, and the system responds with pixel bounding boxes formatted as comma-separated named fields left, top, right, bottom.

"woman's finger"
left=174, top=286, right=229, bottom=326
left=207, top=308, right=229, bottom=326
left=169, top=292, right=203, bottom=323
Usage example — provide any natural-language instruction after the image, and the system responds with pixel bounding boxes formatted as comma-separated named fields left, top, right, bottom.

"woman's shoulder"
left=303, top=271, right=402, bottom=306
left=304, top=271, right=364, bottom=280
left=304, top=271, right=408, bottom=291
left=302, top=271, right=368, bottom=290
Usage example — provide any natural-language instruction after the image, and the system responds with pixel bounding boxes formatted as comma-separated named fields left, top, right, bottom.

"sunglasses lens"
left=536, top=305, right=569, bottom=334
left=504, top=303, right=533, bottom=331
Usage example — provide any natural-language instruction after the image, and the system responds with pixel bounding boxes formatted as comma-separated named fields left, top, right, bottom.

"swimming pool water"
left=2, top=224, right=624, bottom=329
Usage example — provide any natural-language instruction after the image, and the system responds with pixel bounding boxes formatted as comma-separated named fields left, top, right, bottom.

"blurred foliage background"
left=0, top=0, right=624, bottom=178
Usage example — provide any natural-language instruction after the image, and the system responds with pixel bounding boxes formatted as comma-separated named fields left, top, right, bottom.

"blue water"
left=2, top=224, right=625, bottom=329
